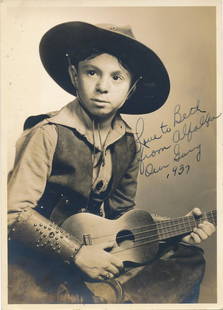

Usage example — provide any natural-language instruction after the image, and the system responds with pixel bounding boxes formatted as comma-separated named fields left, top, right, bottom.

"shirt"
left=8, top=99, right=134, bottom=226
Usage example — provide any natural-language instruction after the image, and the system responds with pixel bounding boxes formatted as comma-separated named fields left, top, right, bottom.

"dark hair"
left=69, top=47, right=140, bottom=82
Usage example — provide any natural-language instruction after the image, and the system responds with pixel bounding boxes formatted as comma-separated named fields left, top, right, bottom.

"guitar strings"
left=92, top=224, right=194, bottom=250
left=82, top=210, right=216, bottom=255
left=112, top=235, right=164, bottom=255
left=110, top=215, right=214, bottom=254
left=90, top=210, right=216, bottom=242
left=88, top=212, right=217, bottom=256
left=112, top=211, right=217, bottom=253
left=91, top=219, right=191, bottom=241
left=92, top=211, right=215, bottom=239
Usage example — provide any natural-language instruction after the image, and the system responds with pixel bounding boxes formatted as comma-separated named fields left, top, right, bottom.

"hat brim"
left=39, top=22, right=170, bottom=114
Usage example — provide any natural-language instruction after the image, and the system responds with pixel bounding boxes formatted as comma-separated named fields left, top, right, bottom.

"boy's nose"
left=96, top=77, right=109, bottom=94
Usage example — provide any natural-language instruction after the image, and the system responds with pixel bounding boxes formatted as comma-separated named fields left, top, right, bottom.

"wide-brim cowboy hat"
left=39, top=21, right=170, bottom=114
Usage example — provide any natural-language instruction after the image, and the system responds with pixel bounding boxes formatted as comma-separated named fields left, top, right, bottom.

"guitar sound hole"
left=116, top=230, right=135, bottom=248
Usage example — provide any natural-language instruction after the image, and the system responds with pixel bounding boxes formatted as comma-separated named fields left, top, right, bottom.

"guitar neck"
left=156, top=209, right=216, bottom=241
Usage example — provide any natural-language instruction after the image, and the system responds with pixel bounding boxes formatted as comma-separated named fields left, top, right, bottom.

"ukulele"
left=8, top=208, right=216, bottom=304
left=62, top=208, right=217, bottom=265
left=61, top=208, right=216, bottom=303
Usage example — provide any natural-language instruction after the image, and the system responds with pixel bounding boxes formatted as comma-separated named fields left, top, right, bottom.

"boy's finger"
left=105, top=264, right=120, bottom=276
left=192, top=207, right=202, bottom=216
left=193, top=227, right=208, bottom=240
left=191, top=232, right=201, bottom=243
left=111, top=257, right=124, bottom=270
left=198, top=222, right=216, bottom=235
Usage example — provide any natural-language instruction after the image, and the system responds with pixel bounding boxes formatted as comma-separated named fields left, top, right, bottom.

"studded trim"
left=8, top=208, right=82, bottom=265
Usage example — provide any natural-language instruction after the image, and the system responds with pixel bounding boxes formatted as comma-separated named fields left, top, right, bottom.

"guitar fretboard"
left=156, top=209, right=216, bottom=241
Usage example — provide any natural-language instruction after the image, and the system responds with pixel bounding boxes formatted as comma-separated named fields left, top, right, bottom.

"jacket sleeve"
left=104, top=148, right=139, bottom=219
left=8, top=124, right=57, bottom=226
left=8, top=124, right=82, bottom=264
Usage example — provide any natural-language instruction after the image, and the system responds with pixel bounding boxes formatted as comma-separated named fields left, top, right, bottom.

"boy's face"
left=74, top=53, right=132, bottom=119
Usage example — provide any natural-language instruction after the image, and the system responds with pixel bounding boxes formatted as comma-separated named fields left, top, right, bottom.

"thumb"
left=186, top=207, right=201, bottom=217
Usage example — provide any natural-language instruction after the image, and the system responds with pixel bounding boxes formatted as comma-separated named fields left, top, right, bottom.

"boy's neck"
left=93, top=114, right=115, bottom=130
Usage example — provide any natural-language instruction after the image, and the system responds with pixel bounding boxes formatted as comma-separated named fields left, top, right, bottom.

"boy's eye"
left=87, top=70, right=96, bottom=76
left=113, top=75, right=123, bottom=81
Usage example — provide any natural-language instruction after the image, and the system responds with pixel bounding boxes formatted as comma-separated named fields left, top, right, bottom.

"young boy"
left=8, top=22, right=215, bottom=304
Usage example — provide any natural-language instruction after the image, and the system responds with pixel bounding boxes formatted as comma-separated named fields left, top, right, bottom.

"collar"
left=46, top=99, right=133, bottom=148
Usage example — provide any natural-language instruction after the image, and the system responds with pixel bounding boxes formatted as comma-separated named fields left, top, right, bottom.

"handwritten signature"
left=139, top=162, right=170, bottom=177
left=173, top=100, right=206, bottom=127
left=135, top=118, right=171, bottom=176
left=173, top=112, right=222, bottom=144
left=133, top=101, right=221, bottom=178
left=173, top=143, right=201, bottom=162
left=135, top=117, right=162, bottom=149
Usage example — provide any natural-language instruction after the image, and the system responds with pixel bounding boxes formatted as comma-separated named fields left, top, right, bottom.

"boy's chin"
left=91, top=109, right=118, bottom=120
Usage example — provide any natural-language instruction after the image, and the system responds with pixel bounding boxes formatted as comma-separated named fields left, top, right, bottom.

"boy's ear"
left=68, top=65, right=78, bottom=88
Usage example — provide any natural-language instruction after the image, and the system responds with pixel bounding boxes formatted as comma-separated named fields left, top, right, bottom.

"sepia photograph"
left=1, top=1, right=222, bottom=309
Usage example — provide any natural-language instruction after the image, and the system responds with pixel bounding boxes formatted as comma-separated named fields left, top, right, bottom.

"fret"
left=132, top=209, right=216, bottom=245
left=210, top=210, right=217, bottom=225
left=182, top=216, right=187, bottom=235
left=156, top=210, right=216, bottom=241
left=197, top=210, right=217, bottom=226
left=188, top=215, right=195, bottom=231
left=211, top=211, right=214, bottom=224
left=171, top=218, right=177, bottom=236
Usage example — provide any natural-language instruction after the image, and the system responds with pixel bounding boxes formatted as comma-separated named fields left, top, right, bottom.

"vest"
left=34, top=123, right=137, bottom=225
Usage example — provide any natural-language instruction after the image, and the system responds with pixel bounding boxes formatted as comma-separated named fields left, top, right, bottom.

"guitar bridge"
left=83, top=234, right=92, bottom=245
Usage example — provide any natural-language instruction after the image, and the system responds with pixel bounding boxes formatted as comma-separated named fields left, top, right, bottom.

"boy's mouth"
left=91, top=98, right=110, bottom=104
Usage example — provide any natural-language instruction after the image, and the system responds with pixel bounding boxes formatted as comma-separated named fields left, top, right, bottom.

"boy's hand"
left=74, top=240, right=124, bottom=281
left=182, top=208, right=216, bottom=244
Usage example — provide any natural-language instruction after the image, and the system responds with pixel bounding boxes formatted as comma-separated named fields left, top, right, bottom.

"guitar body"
left=62, top=209, right=159, bottom=265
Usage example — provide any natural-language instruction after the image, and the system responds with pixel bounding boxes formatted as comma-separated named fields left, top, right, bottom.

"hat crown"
left=96, top=23, right=135, bottom=39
